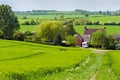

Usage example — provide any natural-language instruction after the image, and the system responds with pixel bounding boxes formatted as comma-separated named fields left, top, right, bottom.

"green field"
left=18, top=15, right=120, bottom=35
left=0, top=39, right=93, bottom=80
left=19, top=25, right=120, bottom=35
left=0, top=40, right=120, bottom=80
left=75, top=25, right=120, bottom=35
left=20, top=25, right=38, bottom=32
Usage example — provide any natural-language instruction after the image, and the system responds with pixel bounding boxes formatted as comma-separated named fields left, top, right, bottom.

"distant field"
left=17, top=14, right=85, bottom=20
left=20, top=25, right=38, bottom=32
left=18, top=15, right=120, bottom=35
left=19, top=25, right=120, bottom=35
left=86, top=16, right=120, bottom=23
left=74, top=25, right=120, bottom=35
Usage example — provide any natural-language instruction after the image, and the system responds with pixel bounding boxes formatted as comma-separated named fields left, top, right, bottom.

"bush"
left=24, top=36, right=33, bottom=42
left=24, top=31, right=35, bottom=36
left=66, top=36, right=77, bottom=46
left=13, top=32, right=24, bottom=41
left=105, top=35, right=117, bottom=49
left=91, top=30, right=107, bottom=48
left=104, top=22, right=117, bottom=25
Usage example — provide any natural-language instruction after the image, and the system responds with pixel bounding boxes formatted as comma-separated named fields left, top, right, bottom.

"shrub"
left=66, top=36, right=77, bottom=46
left=91, top=30, right=107, bottom=48
left=105, top=35, right=117, bottom=49
left=24, top=36, right=33, bottom=42
left=24, top=31, right=34, bottom=36
left=13, top=32, right=24, bottom=41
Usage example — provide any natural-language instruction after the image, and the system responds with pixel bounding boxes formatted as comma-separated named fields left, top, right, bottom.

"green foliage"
left=53, top=34, right=62, bottom=45
left=37, top=21, right=65, bottom=42
left=13, top=32, right=24, bottom=41
left=21, top=19, right=37, bottom=25
left=85, top=14, right=89, bottom=17
left=91, top=30, right=107, bottom=48
left=66, top=36, right=77, bottom=46
left=65, top=23, right=76, bottom=36
left=0, top=30, right=3, bottom=38
left=0, top=5, right=20, bottom=39
left=106, top=35, right=117, bottom=49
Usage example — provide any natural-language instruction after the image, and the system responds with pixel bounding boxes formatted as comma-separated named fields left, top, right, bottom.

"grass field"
left=74, top=25, right=120, bottom=35
left=0, top=39, right=93, bottom=80
left=95, top=51, right=120, bottom=80
left=0, top=40, right=120, bottom=80
left=20, top=25, right=38, bottom=32
left=19, top=25, right=120, bottom=35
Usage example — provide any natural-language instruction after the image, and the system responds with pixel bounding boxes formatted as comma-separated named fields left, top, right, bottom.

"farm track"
left=41, top=53, right=103, bottom=80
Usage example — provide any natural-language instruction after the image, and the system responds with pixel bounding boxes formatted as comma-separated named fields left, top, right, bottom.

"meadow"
left=0, top=39, right=93, bottom=80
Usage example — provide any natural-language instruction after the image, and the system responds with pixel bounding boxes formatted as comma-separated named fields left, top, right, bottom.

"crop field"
left=19, top=25, right=120, bottom=35
left=75, top=25, right=120, bottom=35
left=95, top=51, right=120, bottom=80
left=0, top=39, right=95, bottom=80
left=20, top=25, right=38, bottom=32
left=0, top=41, right=120, bottom=80
left=86, top=16, right=120, bottom=23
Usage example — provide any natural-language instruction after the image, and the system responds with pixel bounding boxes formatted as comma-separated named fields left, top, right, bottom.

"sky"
left=0, top=0, right=120, bottom=11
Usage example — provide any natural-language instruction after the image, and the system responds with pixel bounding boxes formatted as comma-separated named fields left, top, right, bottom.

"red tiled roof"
left=84, top=27, right=106, bottom=35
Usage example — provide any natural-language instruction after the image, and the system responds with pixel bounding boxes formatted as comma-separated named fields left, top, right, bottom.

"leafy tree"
left=106, top=35, right=116, bottom=49
left=53, top=34, right=62, bottom=45
left=37, top=21, right=65, bottom=42
left=65, top=23, right=76, bottom=36
left=85, top=14, right=89, bottom=17
left=66, top=36, right=77, bottom=46
left=91, top=30, right=107, bottom=48
left=0, top=5, right=20, bottom=39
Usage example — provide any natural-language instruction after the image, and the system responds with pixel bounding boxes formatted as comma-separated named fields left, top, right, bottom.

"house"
left=83, top=26, right=106, bottom=43
left=111, top=34, right=120, bottom=43
left=75, top=34, right=83, bottom=46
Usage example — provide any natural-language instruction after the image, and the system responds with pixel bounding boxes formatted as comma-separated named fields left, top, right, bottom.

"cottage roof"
left=84, top=27, right=106, bottom=35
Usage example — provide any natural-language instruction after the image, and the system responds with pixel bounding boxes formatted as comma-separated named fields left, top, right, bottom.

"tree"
left=66, top=36, right=77, bottom=46
left=106, top=35, right=116, bottom=49
left=53, top=34, right=62, bottom=45
left=85, top=14, right=89, bottom=17
left=65, top=23, right=76, bottom=36
left=0, top=30, right=3, bottom=38
left=91, top=30, right=107, bottom=48
left=37, top=21, right=65, bottom=42
left=0, top=5, right=20, bottom=39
